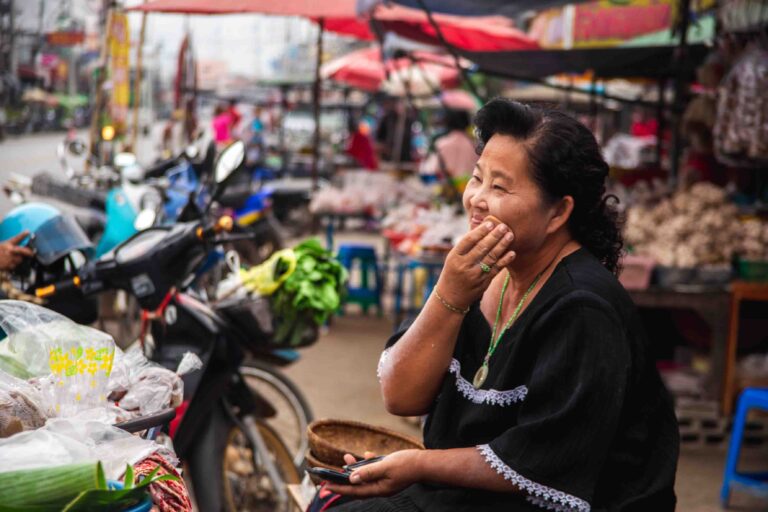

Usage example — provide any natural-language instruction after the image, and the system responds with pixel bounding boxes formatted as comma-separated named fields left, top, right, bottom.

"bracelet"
left=433, top=289, right=470, bottom=315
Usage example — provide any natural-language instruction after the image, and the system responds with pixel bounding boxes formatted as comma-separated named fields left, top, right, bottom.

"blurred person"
left=375, top=97, right=415, bottom=163
left=346, top=116, right=378, bottom=170
left=246, top=106, right=266, bottom=165
left=421, top=109, right=478, bottom=180
left=212, top=103, right=233, bottom=148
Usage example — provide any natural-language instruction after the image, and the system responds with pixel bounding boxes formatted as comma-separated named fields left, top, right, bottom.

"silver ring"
left=479, top=262, right=492, bottom=274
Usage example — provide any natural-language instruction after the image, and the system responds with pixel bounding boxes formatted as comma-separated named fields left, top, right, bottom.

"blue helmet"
left=0, top=203, right=93, bottom=265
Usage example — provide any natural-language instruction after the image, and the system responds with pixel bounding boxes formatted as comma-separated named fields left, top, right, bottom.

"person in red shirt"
left=346, top=117, right=378, bottom=170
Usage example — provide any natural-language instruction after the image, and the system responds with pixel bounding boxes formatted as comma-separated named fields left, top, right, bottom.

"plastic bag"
left=239, top=249, right=297, bottom=296
left=0, top=301, right=116, bottom=417
left=109, top=346, right=202, bottom=416
left=0, top=369, right=48, bottom=437
left=0, top=417, right=176, bottom=479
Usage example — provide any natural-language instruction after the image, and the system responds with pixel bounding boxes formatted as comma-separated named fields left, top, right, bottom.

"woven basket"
left=307, top=419, right=424, bottom=468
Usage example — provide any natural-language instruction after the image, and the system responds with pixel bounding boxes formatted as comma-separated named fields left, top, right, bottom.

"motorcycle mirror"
left=114, top=152, right=138, bottom=168
left=184, top=145, right=200, bottom=160
left=134, top=209, right=157, bottom=231
left=68, top=140, right=86, bottom=156
left=214, top=140, right=245, bottom=184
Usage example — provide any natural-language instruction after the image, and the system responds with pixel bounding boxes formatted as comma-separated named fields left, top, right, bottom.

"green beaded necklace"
left=473, top=270, right=543, bottom=389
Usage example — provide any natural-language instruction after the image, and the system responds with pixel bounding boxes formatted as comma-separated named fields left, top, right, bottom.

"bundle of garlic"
left=739, top=218, right=768, bottom=261
left=623, top=183, right=743, bottom=267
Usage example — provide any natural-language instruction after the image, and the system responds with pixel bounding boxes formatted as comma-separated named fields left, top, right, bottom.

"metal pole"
left=311, top=19, right=324, bottom=191
left=656, top=78, right=666, bottom=166
left=87, top=2, right=113, bottom=169
left=130, top=9, right=147, bottom=152
left=412, top=0, right=485, bottom=104
left=669, top=0, right=692, bottom=185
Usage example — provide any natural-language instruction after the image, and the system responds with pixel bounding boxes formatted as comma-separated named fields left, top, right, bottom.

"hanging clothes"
left=713, top=44, right=768, bottom=166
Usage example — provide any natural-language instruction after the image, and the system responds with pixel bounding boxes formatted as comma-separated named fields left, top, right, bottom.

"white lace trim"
left=376, top=347, right=391, bottom=381
left=449, top=359, right=527, bottom=406
left=477, top=444, right=591, bottom=512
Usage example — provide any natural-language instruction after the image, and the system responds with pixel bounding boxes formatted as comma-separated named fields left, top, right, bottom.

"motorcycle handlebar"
left=35, top=275, right=82, bottom=298
left=35, top=215, right=239, bottom=298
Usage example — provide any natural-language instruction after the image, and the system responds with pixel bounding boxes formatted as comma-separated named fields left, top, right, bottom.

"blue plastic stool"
left=393, top=256, right=445, bottom=328
left=337, top=244, right=382, bottom=315
left=721, top=388, right=768, bottom=506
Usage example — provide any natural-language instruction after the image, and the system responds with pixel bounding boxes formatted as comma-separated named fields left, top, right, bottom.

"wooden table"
left=628, top=287, right=731, bottom=410
left=723, top=281, right=768, bottom=416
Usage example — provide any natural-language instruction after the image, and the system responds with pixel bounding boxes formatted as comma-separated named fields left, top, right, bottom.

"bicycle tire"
left=240, top=361, right=314, bottom=468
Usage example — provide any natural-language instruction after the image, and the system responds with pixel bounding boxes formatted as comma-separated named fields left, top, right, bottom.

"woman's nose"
left=468, top=187, right=489, bottom=210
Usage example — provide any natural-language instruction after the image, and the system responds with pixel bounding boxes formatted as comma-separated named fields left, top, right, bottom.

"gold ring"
left=479, top=262, right=492, bottom=273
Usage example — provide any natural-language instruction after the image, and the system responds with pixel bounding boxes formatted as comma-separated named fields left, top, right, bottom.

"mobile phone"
left=307, top=467, right=352, bottom=485
left=342, top=455, right=385, bottom=471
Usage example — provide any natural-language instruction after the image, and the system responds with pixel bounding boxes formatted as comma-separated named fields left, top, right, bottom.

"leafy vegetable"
left=271, top=239, right=347, bottom=346
left=0, top=462, right=177, bottom=512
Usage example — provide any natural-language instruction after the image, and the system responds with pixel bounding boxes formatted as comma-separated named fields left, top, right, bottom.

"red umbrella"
left=129, top=0, right=356, bottom=17
left=318, top=4, right=539, bottom=51
left=321, top=47, right=460, bottom=94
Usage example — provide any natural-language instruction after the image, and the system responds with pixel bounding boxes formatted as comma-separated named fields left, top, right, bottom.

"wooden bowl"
left=307, top=419, right=424, bottom=468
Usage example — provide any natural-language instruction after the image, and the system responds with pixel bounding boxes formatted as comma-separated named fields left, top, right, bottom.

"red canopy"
left=128, top=0, right=356, bottom=18
left=321, top=47, right=460, bottom=94
left=320, top=4, right=539, bottom=51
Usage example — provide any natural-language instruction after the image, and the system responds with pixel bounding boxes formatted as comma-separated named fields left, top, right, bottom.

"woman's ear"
left=545, top=195, right=575, bottom=235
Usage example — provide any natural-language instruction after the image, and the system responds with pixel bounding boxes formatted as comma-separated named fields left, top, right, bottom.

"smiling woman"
left=321, top=99, right=679, bottom=512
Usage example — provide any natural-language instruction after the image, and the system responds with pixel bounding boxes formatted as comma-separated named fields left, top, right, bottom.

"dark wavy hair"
left=473, top=98, right=623, bottom=274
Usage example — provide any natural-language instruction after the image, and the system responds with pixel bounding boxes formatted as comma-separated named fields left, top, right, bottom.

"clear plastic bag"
left=0, top=301, right=116, bottom=417
left=108, top=346, right=202, bottom=416
left=0, top=417, right=177, bottom=479
left=0, top=369, right=48, bottom=437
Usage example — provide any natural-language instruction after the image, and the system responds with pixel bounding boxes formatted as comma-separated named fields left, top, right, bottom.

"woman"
left=325, top=99, right=679, bottom=511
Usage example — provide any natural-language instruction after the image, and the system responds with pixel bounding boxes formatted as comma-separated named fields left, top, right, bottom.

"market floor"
left=283, top=313, right=768, bottom=512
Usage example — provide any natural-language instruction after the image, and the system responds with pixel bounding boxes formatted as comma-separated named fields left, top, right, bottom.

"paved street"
left=0, top=129, right=160, bottom=217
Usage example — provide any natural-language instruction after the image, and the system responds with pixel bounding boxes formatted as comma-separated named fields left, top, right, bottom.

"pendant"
left=473, top=364, right=488, bottom=389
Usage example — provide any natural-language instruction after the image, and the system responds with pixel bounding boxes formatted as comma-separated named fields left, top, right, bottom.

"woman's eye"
left=471, top=175, right=482, bottom=183
left=493, top=184, right=507, bottom=192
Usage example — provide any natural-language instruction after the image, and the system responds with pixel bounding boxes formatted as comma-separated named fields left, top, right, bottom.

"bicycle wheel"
left=240, top=361, right=314, bottom=467
left=222, top=420, right=300, bottom=512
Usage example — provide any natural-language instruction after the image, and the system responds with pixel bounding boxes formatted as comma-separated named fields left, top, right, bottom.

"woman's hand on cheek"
left=325, top=450, right=423, bottom=498
left=435, top=220, right=516, bottom=309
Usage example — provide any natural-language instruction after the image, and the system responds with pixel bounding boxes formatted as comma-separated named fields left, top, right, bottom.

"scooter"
left=34, top=142, right=312, bottom=511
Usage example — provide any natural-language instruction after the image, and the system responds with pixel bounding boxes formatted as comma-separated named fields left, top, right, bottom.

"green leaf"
left=123, top=465, right=134, bottom=490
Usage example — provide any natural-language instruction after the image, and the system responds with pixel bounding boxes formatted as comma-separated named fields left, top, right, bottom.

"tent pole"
left=311, top=18, right=324, bottom=191
left=130, top=9, right=147, bottom=152
left=413, top=0, right=485, bottom=104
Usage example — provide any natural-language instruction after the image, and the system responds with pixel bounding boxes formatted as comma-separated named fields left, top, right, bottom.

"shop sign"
left=46, top=31, right=85, bottom=46
left=108, top=13, right=130, bottom=132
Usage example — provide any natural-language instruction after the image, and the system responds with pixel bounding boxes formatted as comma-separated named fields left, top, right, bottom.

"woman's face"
left=462, top=134, right=555, bottom=254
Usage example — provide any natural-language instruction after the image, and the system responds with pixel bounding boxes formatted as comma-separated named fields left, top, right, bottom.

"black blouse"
left=379, top=249, right=679, bottom=512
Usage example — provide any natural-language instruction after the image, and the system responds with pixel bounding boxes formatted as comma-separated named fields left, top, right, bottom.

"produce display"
left=236, top=239, right=348, bottom=346
left=310, top=172, right=434, bottom=216
left=381, top=204, right=467, bottom=256
left=0, top=461, right=175, bottom=511
left=623, top=183, right=743, bottom=267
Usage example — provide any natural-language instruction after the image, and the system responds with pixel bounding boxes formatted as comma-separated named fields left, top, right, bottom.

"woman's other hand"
left=435, top=220, right=516, bottom=309
left=326, top=450, right=423, bottom=498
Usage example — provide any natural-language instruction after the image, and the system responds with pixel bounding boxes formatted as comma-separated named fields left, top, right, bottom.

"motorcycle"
left=33, top=142, right=313, bottom=511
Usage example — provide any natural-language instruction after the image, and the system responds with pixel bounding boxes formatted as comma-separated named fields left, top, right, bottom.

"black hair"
left=444, top=109, right=471, bottom=132
left=474, top=98, right=623, bottom=274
